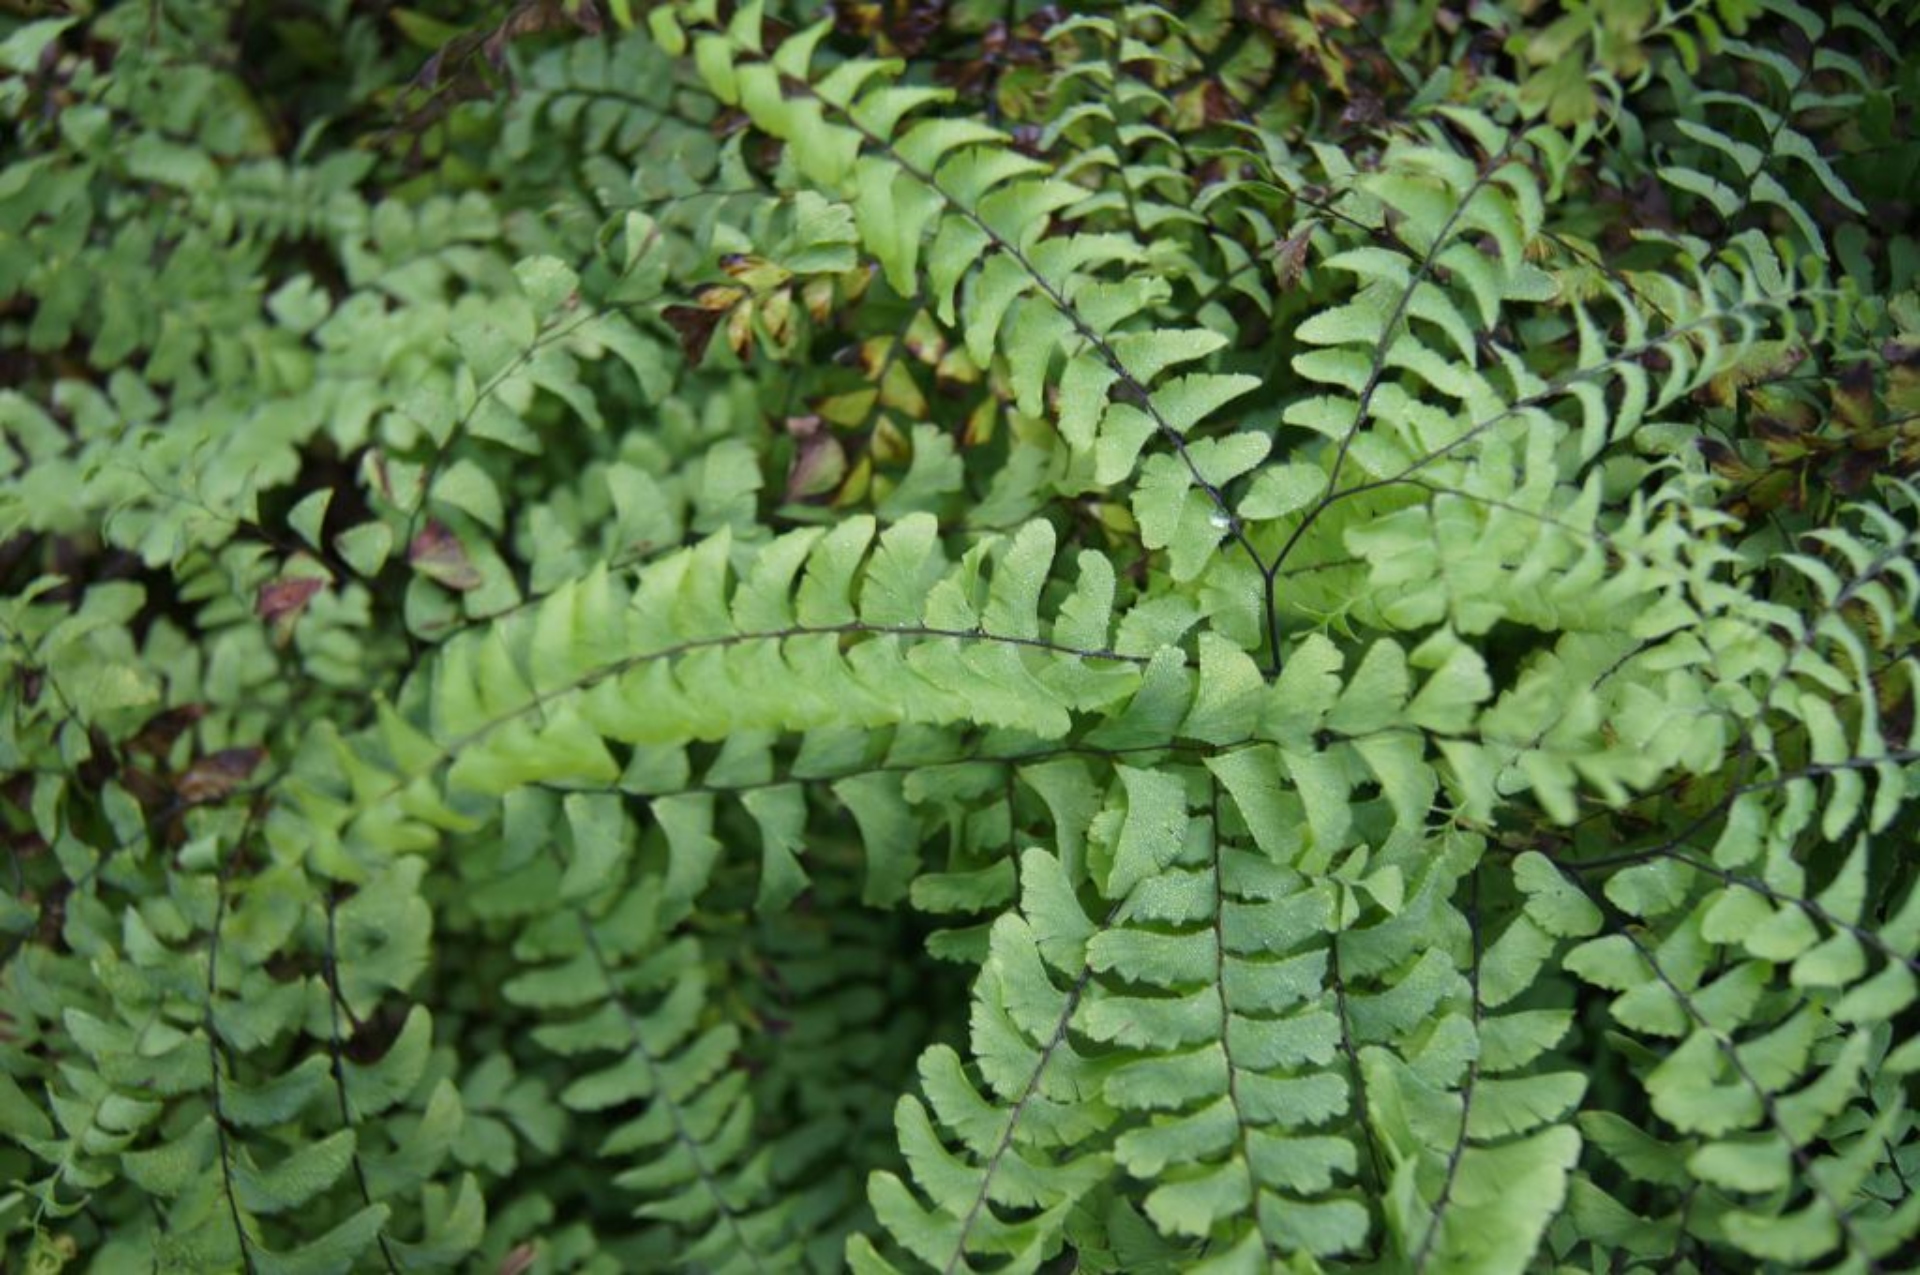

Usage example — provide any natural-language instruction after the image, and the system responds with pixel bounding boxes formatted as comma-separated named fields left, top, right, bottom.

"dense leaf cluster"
left=3, top=1, right=1918, bottom=1272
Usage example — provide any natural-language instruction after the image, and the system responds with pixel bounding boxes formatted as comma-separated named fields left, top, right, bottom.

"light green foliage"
left=4, top=1, right=1919, bottom=1272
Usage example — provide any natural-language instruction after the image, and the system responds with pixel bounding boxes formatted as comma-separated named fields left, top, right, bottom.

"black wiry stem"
left=205, top=823, right=258, bottom=1275
left=322, top=892, right=402, bottom=1273
left=1409, top=865, right=1481, bottom=1274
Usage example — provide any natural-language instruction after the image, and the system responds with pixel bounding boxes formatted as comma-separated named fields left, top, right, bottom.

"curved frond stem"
left=1606, top=910, right=1885, bottom=1273
left=941, top=964, right=1099, bottom=1274
left=316, top=616, right=1153, bottom=855
left=1260, top=135, right=1520, bottom=669
left=1552, top=792, right=1920, bottom=981
left=1264, top=296, right=1793, bottom=596
left=541, top=736, right=1225, bottom=805
left=779, top=75, right=1269, bottom=578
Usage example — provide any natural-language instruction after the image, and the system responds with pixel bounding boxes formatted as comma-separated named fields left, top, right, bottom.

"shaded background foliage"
left=2, top=0, right=1919, bottom=1272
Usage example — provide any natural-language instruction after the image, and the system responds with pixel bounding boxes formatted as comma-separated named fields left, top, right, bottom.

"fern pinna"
left=2, top=1, right=1918, bottom=1272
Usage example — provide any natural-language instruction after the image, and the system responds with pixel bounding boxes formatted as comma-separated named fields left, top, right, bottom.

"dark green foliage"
left=4, top=2, right=1919, bottom=1272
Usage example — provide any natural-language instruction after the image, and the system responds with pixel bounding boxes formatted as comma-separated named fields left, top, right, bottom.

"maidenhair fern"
left=4, top=2, right=1918, bottom=1272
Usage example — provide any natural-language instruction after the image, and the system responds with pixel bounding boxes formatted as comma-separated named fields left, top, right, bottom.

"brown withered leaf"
left=409, top=521, right=484, bottom=592
left=1201, top=80, right=1244, bottom=125
left=783, top=416, right=847, bottom=502
left=177, top=748, right=267, bottom=806
left=1831, top=448, right=1881, bottom=496
left=885, top=5, right=946, bottom=56
left=659, top=306, right=722, bottom=360
left=257, top=577, right=324, bottom=624
left=1696, top=437, right=1752, bottom=482
left=661, top=286, right=743, bottom=365
left=483, top=0, right=601, bottom=72
left=121, top=767, right=173, bottom=815
left=129, top=704, right=208, bottom=759
left=1274, top=225, right=1314, bottom=289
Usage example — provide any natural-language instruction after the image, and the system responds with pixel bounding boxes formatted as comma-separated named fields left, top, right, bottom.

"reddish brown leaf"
left=1201, top=80, right=1244, bottom=125
left=257, top=577, right=324, bottom=623
left=409, top=521, right=484, bottom=592
left=129, top=704, right=208, bottom=759
left=1274, top=225, right=1314, bottom=289
left=122, top=767, right=173, bottom=814
left=177, top=748, right=267, bottom=806
left=1883, top=337, right=1920, bottom=367
left=662, top=297, right=732, bottom=365
left=783, top=416, right=847, bottom=501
